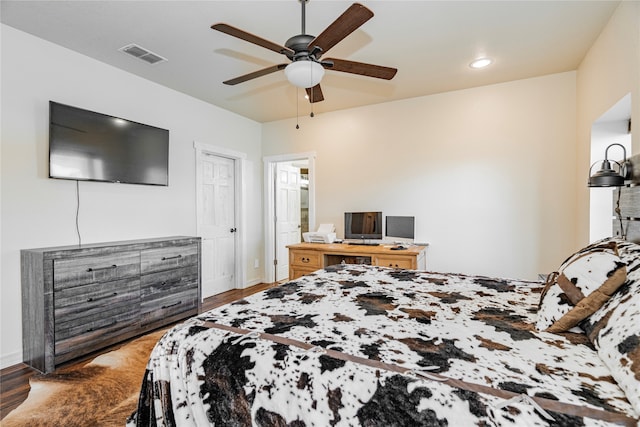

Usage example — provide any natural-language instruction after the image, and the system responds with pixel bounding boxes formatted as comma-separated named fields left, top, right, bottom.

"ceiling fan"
left=211, top=1, right=397, bottom=103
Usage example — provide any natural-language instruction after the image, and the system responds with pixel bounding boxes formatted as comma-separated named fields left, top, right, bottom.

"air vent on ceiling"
left=119, top=44, right=167, bottom=65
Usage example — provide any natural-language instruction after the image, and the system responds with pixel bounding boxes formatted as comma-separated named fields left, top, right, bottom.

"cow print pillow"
left=536, top=240, right=626, bottom=333
left=581, top=238, right=640, bottom=415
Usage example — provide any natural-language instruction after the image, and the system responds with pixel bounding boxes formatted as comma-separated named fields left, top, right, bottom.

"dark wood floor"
left=0, top=281, right=279, bottom=420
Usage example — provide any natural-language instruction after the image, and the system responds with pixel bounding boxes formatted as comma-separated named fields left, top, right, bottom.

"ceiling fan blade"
left=305, top=85, right=324, bottom=103
left=212, top=23, right=294, bottom=57
left=223, top=64, right=287, bottom=85
left=308, top=3, right=373, bottom=57
left=325, top=58, right=397, bottom=80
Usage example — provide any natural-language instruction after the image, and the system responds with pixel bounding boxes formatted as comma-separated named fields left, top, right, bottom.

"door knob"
left=230, top=227, right=237, bottom=233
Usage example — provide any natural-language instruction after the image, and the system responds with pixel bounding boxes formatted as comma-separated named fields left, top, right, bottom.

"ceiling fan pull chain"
left=310, top=66, right=315, bottom=118
left=296, top=88, right=300, bottom=129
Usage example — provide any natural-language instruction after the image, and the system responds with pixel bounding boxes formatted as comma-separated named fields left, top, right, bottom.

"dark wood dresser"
left=21, top=236, right=201, bottom=373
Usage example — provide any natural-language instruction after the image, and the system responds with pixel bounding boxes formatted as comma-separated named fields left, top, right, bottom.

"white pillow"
left=536, top=242, right=626, bottom=333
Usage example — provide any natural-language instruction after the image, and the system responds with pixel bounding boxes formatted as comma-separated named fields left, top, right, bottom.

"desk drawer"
left=289, top=250, right=322, bottom=269
left=374, top=256, right=414, bottom=269
left=53, top=251, right=140, bottom=290
left=290, top=266, right=320, bottom=280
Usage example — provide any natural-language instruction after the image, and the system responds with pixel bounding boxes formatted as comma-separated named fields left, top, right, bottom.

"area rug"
left=1, top=329, right=166, bottom=427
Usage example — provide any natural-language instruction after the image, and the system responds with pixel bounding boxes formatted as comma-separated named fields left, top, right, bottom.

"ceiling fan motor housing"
left=285, top=34, right=317, bottom=61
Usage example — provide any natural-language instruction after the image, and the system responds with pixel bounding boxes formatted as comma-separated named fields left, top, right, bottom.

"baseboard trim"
left=1, top=350, right=23, bottom=370
left=242, top=277, right=262, bottom=289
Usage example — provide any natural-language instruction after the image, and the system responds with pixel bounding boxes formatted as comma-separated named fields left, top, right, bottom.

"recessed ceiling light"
left=469, top=58, right=493, bottom=69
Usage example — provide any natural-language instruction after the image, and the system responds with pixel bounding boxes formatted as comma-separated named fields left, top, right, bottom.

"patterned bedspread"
left=128, top=265, right=639, bottom=426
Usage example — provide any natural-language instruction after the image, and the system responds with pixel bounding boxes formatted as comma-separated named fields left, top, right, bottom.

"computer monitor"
left=385, top=216, right=415, bottom=243
left=344, top=211, right=383, bottom=240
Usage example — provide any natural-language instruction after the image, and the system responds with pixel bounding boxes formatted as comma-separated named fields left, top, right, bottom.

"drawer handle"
left=86, top=321, right=116, bottom=333
left=162, top=301, right=182, bottom=309
left=161, top=255, right=182, bottom=261
left=86, top=264, right=117, bottom=272
left=87, top=292, right=118, bottom=303
left=301, top=257, right=310, bottom=263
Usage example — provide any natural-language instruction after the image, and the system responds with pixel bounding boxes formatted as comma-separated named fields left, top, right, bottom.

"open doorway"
left=263, top=152, right=316, bottom=283
left=589, top=94, right=631, bottom=242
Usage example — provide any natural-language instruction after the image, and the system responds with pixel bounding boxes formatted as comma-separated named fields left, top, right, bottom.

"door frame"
left=194, top=141, right=247, bottom=293
left=263, top=151, right=316, bottom=284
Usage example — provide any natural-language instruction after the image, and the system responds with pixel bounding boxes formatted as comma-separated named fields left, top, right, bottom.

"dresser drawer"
left=54, top=277, right=139, bottom=343
left=54, top=311, right=140, bottom=365
left=54, top=277, right=140, bottom=319
left=140, top=265, right=198, bottom=297
left=53, top=251, right=140, bottom=290
left=140, top=288, right=198, bottom=327
left=140, top=244, right=198, bottom=274
left=55, top=298, right=139, bottom=342
left=55, top=279, right=140, bottom=363
left=289, top=250, right=323, bottom=269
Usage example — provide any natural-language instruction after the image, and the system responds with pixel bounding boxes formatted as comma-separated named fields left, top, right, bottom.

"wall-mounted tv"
left=344, top=211, right=383, bottom=240
left=49, top=101, right=169, bottom=186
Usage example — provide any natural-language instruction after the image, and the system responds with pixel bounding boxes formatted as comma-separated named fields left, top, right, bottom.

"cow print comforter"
left=128, top=265, right=639, bottom=426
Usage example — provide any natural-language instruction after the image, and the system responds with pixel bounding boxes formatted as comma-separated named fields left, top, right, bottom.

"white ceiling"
left=1, top=1, right=620, bottom=123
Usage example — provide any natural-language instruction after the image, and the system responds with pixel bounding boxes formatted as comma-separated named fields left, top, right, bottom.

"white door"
left=275, top=163, right=301, bottom=281
left=199, top=154, right=236, bottom=297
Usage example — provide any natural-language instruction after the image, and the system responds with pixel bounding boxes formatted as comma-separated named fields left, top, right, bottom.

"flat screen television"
left=49, top=101, right=169, bottom=186
left=385, top=216, right=415, bottom=240
left=344, top=211, right=383, bottom=240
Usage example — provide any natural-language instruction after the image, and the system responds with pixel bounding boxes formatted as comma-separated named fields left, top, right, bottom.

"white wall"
left=576, top=1, right=640, bottom=247
left=0, top=25, right=263, bottom=368
left=263, top=72, right=577, bottom=281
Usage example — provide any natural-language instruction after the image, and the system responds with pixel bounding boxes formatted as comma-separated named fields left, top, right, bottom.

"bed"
left=127, top=235, right=640, bottom=426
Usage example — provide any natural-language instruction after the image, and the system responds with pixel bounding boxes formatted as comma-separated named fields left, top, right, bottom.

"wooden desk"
left=287, top=242, right=427, bottom=280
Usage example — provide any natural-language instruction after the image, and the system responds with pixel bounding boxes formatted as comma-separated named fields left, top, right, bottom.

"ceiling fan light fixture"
left=285, top=60, right=324, bottom=88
